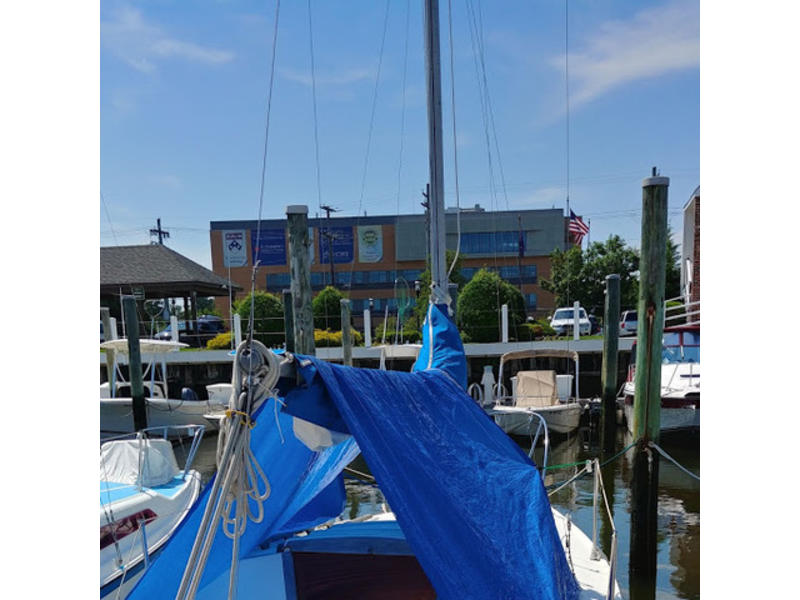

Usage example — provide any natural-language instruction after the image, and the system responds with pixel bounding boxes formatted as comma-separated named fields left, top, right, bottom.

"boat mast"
left=424, top=0, right=447, bottom=303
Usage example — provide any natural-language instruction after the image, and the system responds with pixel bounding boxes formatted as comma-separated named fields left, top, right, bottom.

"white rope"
left=177, top=341, right=281, bottom=600
left=648, top=441, right=700, bottom=481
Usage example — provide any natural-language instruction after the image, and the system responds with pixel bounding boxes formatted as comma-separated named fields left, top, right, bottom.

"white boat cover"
left=100, top=439, right=180, bottom=487
left=100, top=339, right=188, bottom=354
left=514, top=370, right=558, bottom=408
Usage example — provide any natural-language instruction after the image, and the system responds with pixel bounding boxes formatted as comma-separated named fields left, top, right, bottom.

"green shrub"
left=314, top=328, right=364, bottom=348
left=456, top=269, right=526, bottom=343
left=236, top=291, right=285, bottom=348
left=206, top=331, right=232, bottom=350
left=373, top=316, right=420, bottom=344
left=312, top=286, right=344, bottom=331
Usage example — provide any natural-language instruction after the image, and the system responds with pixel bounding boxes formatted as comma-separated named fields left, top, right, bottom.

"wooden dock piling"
left=122, top=295, right=147, bottom=431
left=287, top=205, right=315, bottom=355
left=601, top=274, right=620, bottom=452
left=340, top=298, right=352, bottom=366
left=629, top=171, right=669, bottom=598
left=282, top=289, right=295, bottom=353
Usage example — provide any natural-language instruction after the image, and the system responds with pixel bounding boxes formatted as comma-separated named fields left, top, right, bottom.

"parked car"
left=155, top=315, right=226, bottom=347
left=619, top=310, right=638, bottom=337
left=549, top=307, right=591, bottom=337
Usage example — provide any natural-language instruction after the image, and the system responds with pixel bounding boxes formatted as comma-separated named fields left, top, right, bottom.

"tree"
left=665, top=224, right=681, bottom=300
left=411, top=249, right=466, bottom=329
left=541, top=235, right=639, bottom=314
left=312, top=286, right=344, bottom=331
left=235, top=291, right=285, bottom=347
left=456, top=269, right=526, bottom=342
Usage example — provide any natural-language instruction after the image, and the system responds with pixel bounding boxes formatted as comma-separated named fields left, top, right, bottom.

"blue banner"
left=251, top=229, right=286, bottom=266
left=318, top=226, right=353, bottom=264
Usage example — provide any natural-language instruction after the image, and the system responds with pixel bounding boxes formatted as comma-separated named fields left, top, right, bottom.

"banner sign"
left=222, top=230, right=248, bottom=267
left=251, top=229, right=286, bottom=266
left=318, top=226, right=354, bottom=264
left=357, top=225, right=383, bottom=263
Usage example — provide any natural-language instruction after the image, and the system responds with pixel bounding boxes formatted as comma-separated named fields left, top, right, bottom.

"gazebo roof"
left=100, top=244, right=242, bottom=298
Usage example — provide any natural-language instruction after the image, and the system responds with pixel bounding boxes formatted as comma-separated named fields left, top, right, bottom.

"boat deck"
left=100, top=475, right=187, bottom=505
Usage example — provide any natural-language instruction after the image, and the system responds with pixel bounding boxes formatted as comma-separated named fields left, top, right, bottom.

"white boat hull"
left=100, top=397, right=223, bottom=435
left=100, top=470, right=201, bottom=598
left=490, top=403, right=583, bottom=436
left=622, top=398, right=699, bottom=434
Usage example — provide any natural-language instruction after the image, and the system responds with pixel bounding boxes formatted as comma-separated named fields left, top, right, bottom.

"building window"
left=525, top=293, right=538, bottom=311
left=460, top=231, right=520, bottom=255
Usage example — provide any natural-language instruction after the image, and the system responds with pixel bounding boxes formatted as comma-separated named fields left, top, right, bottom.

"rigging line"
left=100, top=191, right=120, bottom=245
left=307, top=0, right=323, bottom=211
left=348, top=0, right=391, bottom=291
left=565, top=0, right=570, bottom=218
left=472, top=0, right=510, bottom=211
left=446, top=0, right=461, bottom=280
left=249, top=0, right=282, bottom=349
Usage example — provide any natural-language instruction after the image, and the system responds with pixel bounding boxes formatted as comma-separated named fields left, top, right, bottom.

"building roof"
left=101, top=244, right=242, bottom=297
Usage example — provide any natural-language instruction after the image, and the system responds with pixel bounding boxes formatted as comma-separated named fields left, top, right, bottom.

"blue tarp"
left=412, top=302, right=468, bottom=389
left=126, top=397, right=359, bottom=599
left=295, top=357, right=580, bottom=600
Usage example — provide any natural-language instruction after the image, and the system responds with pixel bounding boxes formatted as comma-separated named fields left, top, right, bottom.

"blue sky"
left=100, top=0, right=699, bottom=268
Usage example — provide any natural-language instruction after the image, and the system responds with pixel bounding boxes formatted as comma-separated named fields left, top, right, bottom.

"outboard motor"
left=181, top=387, right=199, bottom=402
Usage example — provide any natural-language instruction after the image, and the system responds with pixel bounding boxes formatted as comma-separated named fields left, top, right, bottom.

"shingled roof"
left=101, top=244, right=242, bottom=297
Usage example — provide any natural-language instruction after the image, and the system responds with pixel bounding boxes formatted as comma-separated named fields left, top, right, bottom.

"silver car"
left=619, top=310, right=638, bottom=337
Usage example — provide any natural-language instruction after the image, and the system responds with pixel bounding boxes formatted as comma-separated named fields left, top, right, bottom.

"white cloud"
left=279, top=66, right=373, bottom=87
left=102, top=5, right=234, bottom=73
left=552, top=0, right=699, bottom=110
left=148, top=174, right=183, bottom=190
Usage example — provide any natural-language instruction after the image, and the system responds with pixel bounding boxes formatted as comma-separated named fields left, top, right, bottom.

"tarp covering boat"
left=126, top=398, right=360, bottom=598
left=129, top=298, right=577, bottom=599
left=289, top=357, right=579, bottom=600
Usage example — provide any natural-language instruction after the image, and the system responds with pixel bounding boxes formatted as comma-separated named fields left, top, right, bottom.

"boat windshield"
left=662, top=331, right=700, bottom=364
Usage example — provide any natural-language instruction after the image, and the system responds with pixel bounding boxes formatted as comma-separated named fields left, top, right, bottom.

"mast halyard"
left=424, top=0, right=448, bottom=305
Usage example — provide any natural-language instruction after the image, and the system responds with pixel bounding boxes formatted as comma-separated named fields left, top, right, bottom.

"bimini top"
left=100, top=339, right=188, bottom=354
left=500, top=348, right=580, bottom=366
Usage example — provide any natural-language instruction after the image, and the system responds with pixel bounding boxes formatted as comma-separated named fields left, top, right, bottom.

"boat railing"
left=664, top=296, right=700, bottom=326
left=526, top=411, right=549, bottom=470
left=589, top=458, right=618, bottom=600
left=101, top=424, right=206, bottom=488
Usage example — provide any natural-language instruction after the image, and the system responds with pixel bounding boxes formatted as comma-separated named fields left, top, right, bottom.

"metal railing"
left=664, top=296, right=700, bottom=327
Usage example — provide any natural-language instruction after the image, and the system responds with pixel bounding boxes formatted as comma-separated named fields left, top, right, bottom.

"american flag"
left=569, top=209, right=589, bottom=245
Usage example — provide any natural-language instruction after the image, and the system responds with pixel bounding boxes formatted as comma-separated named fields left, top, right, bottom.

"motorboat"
left=474, top=349, right=584, bottom=436
left=100, top=339, right=226, bottom=435
left=620, top=323, right=700, bottom=433
left=100, top=425, right=204, bottom=598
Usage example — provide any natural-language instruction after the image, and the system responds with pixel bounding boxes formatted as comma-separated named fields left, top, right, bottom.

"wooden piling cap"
left=286, top=205, right=308, bottom=214
left=642, top=176, right=670, bottom=187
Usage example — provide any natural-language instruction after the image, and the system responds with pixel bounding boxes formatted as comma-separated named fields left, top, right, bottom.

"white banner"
left=222, top=230, right=247, bottom=267
left=357, top=225, right=383, bottom=263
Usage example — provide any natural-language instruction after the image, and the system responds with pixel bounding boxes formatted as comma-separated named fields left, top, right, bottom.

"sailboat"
left=123, top=1, right=621, bottom=598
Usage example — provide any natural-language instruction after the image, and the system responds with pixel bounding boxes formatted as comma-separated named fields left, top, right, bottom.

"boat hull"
left=490, top=403, right=583, bottom=436
left=622, top=391, right=700, bottom=434
left=100, top=397, right=223, bottom=435
left=100, top=470, right=201, bottom=598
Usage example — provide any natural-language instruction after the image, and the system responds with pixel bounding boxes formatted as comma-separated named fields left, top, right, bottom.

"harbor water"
left=180, top=427, right=699, bottom=599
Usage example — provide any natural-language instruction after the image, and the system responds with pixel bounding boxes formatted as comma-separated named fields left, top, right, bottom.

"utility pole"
left=287, top=205, right=315, bottom=355
left=150, top=218, right=170, bottom=245
left=629, top=168, right=669, bottom=600
left=421, top=184, right=431, bottom=266
left=319, top=204, right=339, bottom=288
